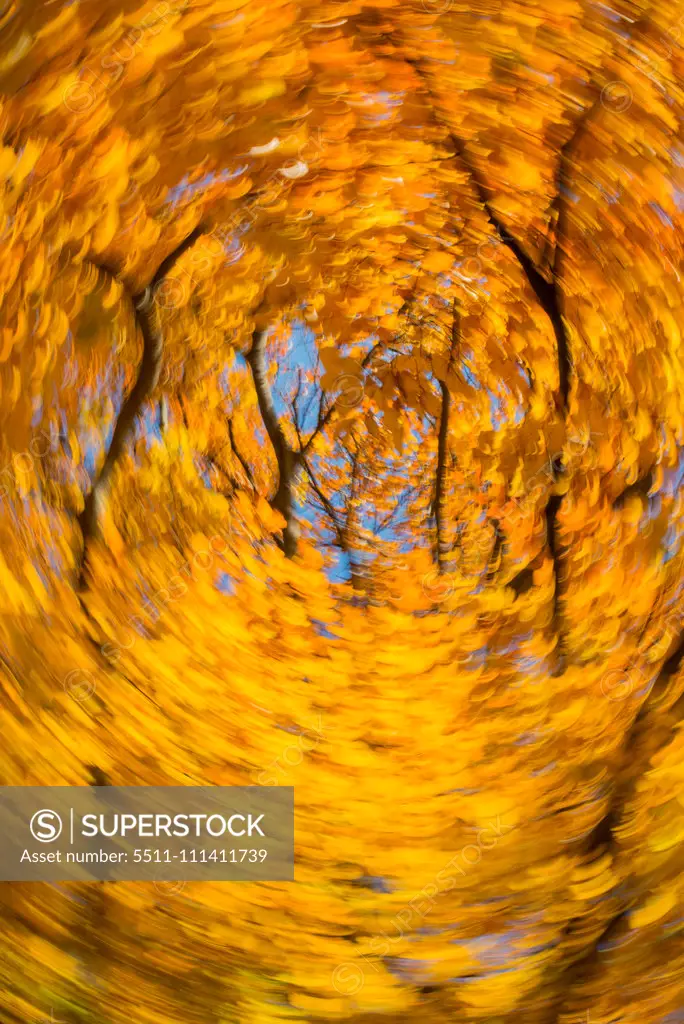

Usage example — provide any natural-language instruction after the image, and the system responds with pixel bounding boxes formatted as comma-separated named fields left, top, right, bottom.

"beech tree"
left=1, top=0, right=684, bottom=1022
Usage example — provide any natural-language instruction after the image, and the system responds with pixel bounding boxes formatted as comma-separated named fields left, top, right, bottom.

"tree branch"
left=291, top=373, right=364, bottom=589
left=433, top=381, right=451, bottom=571
left=448, top=133, right=572, bottom=414
left=400, top=49, right=576, bottom=411
left=301, top=456, right=363, bottom=591
left=303, top=340, right=385, bottom=454
left=450, top=126, right=574, bottom=665
left=77, top=223, right=206, bottom=584
left=396, top=49, right=579, bottom=666
left=551, top=616, right=684, bottom=1017
left=246, top=327, right=302, bottom=557
left=227, top=417, right=255, bottom=489
left=432, top=305, right=459, bottom=571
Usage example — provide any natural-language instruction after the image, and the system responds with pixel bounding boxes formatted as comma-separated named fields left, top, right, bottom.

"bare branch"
left=303, top=460, right=345, bottom=545
left=302, top=338, right=390, bottom=455
left=78, top=223, right=206, bottom=584
left=246, top=327, right=302, bottom=557
left=431, top=305, right=459, bottom=572
left=159, top=396, right=169, bottom=433
left=227, top=418, right=255, bottom=489
left=433, top=379, right=451, bottom=572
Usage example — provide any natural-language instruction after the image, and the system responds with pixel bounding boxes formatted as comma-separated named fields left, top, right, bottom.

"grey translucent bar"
left=0, top=787, right=294, bottom=881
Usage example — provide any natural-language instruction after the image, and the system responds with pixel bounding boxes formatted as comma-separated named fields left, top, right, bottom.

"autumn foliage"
left=1, top=0, right=684, bottom=1021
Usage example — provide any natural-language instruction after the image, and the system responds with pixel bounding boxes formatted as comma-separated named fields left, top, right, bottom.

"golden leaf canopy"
left=1, top=0, right=684, bottom=1022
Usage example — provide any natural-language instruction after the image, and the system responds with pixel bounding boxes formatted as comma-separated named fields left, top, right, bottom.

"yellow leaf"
left=257, top=497, right=286, bottom=531
left=423, top=251, right=453, bottom=274
left=631, top=889, right=678, bottom=929
left=236, top=80, right=287, bottom=107
left=12, top=141, right=41, bottom=185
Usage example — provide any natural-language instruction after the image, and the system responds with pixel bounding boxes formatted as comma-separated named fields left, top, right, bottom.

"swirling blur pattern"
left=1, top=0, right=684, bottom=1021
